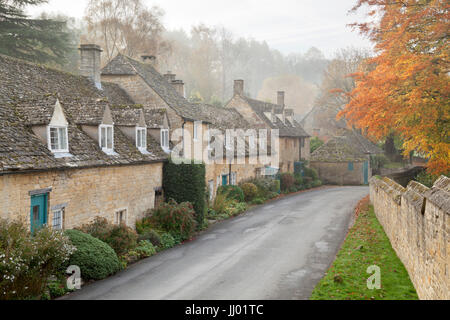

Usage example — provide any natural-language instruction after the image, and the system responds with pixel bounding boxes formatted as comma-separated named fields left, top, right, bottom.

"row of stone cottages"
left=0, top=44, right=311, bottom=232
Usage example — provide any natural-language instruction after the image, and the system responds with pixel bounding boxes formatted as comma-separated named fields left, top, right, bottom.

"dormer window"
left=99, top=124, right=114, bottom=152
left=136, top=127, right=147, bottom=151
left=161, top=129, right=169, bottom=152
left=48, top=126, right=68, bottom=153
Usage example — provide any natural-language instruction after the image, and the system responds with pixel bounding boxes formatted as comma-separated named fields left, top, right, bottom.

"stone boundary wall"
left=370, top=175, right=449, bottom=300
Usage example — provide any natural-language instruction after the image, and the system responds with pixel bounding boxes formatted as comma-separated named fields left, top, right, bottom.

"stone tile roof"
left=311, top=129, right=383, bottom=162
left=102, top=54, right=210, bottom=123
left=111, top=106, right=167, bottom=128
left=241, top=97, right=310, bottom=138
left=0, top=54, right=167, bottom=174
left=101, top=82, right=135, bottom=106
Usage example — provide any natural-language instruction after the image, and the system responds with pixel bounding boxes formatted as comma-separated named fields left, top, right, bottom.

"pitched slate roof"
left=0, top=54, right=167, bottom=174
left=241, top=97, right=310, bottom=138
left=111, top=106, right=168, bottom=128
left=102, top=54, right=210, bottom=123
left=311, top=129, right=383, bottom=162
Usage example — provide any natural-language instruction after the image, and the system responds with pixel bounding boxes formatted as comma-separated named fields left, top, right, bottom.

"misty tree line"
left=0, top=0, right=366, bottom=118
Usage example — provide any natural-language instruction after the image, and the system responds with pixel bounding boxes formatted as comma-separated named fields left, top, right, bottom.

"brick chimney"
left=164, top=71, right=176, bottom=82
left=141, top=55, right=156, bottom=66
left=171, top=80, right=185, bottom=98
left=234, top=80, right=244, bottom=96
left=79, top=44, right=103, bottom=90
left=277, top=91, right=285, bottom=107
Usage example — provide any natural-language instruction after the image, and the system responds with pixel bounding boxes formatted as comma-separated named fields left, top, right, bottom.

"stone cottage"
left=0, top=53, right=169, bottom=232
left=225, top=80, right=311, bottom=173
left=310, top=129, right=383, bottom=185
left=99, top=48, right=267, bottom=195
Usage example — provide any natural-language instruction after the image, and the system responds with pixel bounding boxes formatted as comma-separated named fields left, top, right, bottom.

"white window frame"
left=161, top=129, right=170, bottom=151
left=47, top=125, right=69, bottom=153
left=52, top=208, right=64, bottom=230
left=136, top=127, right=147, bottom=151
left=193, top=122, right=199, bottom=141
left=99, top=124, right=114, bottom=152
left=115, top=208, right=128, bottom=226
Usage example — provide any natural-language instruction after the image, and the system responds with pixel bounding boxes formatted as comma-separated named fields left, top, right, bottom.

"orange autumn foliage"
left=339, top=0, right=449, bottom=175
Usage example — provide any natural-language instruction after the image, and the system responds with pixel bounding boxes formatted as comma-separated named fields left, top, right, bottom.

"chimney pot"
left=79, top=44, right=103, bottom=90
left=234, top=80, right=244, bottom=96
left=141, top=55, right=156, bottom=65
left=171, top=79, right=185, bottom=98
left=164, top=71, right=176, bottom=83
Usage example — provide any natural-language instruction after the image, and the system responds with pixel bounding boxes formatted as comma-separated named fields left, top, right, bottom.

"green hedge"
left=163, top=159, right=206, bottom=226
left=65, top=230, right=121, bottom=281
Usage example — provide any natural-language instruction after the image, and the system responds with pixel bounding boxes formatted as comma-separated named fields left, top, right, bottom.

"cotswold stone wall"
left=311, top=161, right=369, bottom=185
left=370, top=176, right=449, bottom=300
left=0, top=163, right=163, bottom=230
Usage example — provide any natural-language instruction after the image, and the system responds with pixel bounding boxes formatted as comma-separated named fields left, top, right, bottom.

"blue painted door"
left=30, top=194, right=47, bottom=233
left=363, top=161, right=369, bottom=185
left=222, top=175, right=228, bottom=186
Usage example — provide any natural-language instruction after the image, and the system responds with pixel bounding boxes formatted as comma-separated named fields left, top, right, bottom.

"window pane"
left=50, top=128, right=59, bottom=150
left=107, top=127, right=113, bottom=149
left=142, top=130, right=147, bottom=148
left=137, top=129, right=142, bottom=147
left=101, top=127, right=106, bottom=148
left=59, top=127, right=67, bottom=150
left=52, top=210, right=62, bottom=230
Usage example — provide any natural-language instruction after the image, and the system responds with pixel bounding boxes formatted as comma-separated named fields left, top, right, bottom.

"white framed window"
left=161, top=129, right=169, bottom=151
left=231, top=172, right=237, bottom=185
left=48, top=126, right=69, bottom=153
left=136, top=127, right=147, bottom=151
left=193, top=122, right=199, bottom=141
left=208, top=180, right=214, bottom=201
left=52, top=209, right=64, bottom=230
left=99, top=124, right=114, bottom=152
left=115, top=209, right=127, bottom=225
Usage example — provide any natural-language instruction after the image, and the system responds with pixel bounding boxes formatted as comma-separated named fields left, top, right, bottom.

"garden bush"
left=134, top=241, right=157, bottom=258
left=280, top=173, right=295, bottom=191
left=249, top=178, right=280, bottom=198
left=304, top=167, right=319, bottom=181
left=163, top=159, right=206, bottom=226
left=241, top=183, right=258, bottom=202
left=251, top=198, right=266, bottom=205
left=313, top=180, right=323, bottom=188
left=294, top=173, right=303, bottom=187
left=138, top=229, right=161, bottom=247
left=80, top=217, right=138, bottom=257
left=65, top=229, right=121, bottom=281
left=217, top=185, right=245, bottom=203
left=152, top=200, right=197, bottom=241
left=212, top=191, right=235, bottom=216
left=0, top=220, right=75, bottom=300
left=160, top=233, right=177, bottom=250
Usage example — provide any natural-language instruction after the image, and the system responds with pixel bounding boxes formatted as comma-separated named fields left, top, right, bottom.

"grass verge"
left=310, top=197, right=418, bottom=300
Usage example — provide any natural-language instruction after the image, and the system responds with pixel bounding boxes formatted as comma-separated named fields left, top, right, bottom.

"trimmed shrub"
left=65, top=230, right=121, bottom=281
left=289, top=186, right=298, bottom=193
left=251, top=198, right=266, bottom=205
left=152, top=200, right=197, bottom=241
left=313, top=180, right=323, bottom=188
left=0, top=220, right=76, bottom=300
left=163, top=159, right=206, bottom=226
left=80, top=217, right=138, bottom=257
left=217, top=185, right=245, bottom=203
left=280, top=173, right=295, bottom=191
left=241, top=183, right=258, bottom=202
left=268, top=192, right=279, bottom=199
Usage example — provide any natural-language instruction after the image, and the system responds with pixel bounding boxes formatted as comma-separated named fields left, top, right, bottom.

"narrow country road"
left=64, top=186, right=369, bottom=300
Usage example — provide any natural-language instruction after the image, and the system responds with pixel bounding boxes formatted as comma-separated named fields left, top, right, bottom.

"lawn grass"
left=310, top=198, right=418, bottom=300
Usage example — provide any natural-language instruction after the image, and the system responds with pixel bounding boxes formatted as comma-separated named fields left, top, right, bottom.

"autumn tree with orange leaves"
left=339, top=0, right=449, bottom=175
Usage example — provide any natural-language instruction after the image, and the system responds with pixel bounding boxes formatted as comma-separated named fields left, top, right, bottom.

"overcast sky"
left=26, top=0, right=372, bottom=57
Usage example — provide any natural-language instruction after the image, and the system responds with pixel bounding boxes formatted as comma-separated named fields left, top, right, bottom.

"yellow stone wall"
left=0, top=163, right=163, bottom=231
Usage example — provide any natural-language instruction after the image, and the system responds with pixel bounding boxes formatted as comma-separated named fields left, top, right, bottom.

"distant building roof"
left=0, top=54, right=167, bottom=174
left=241, top=97, right=310, bottom=138
left=311, top=129, right=383, bottom=162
